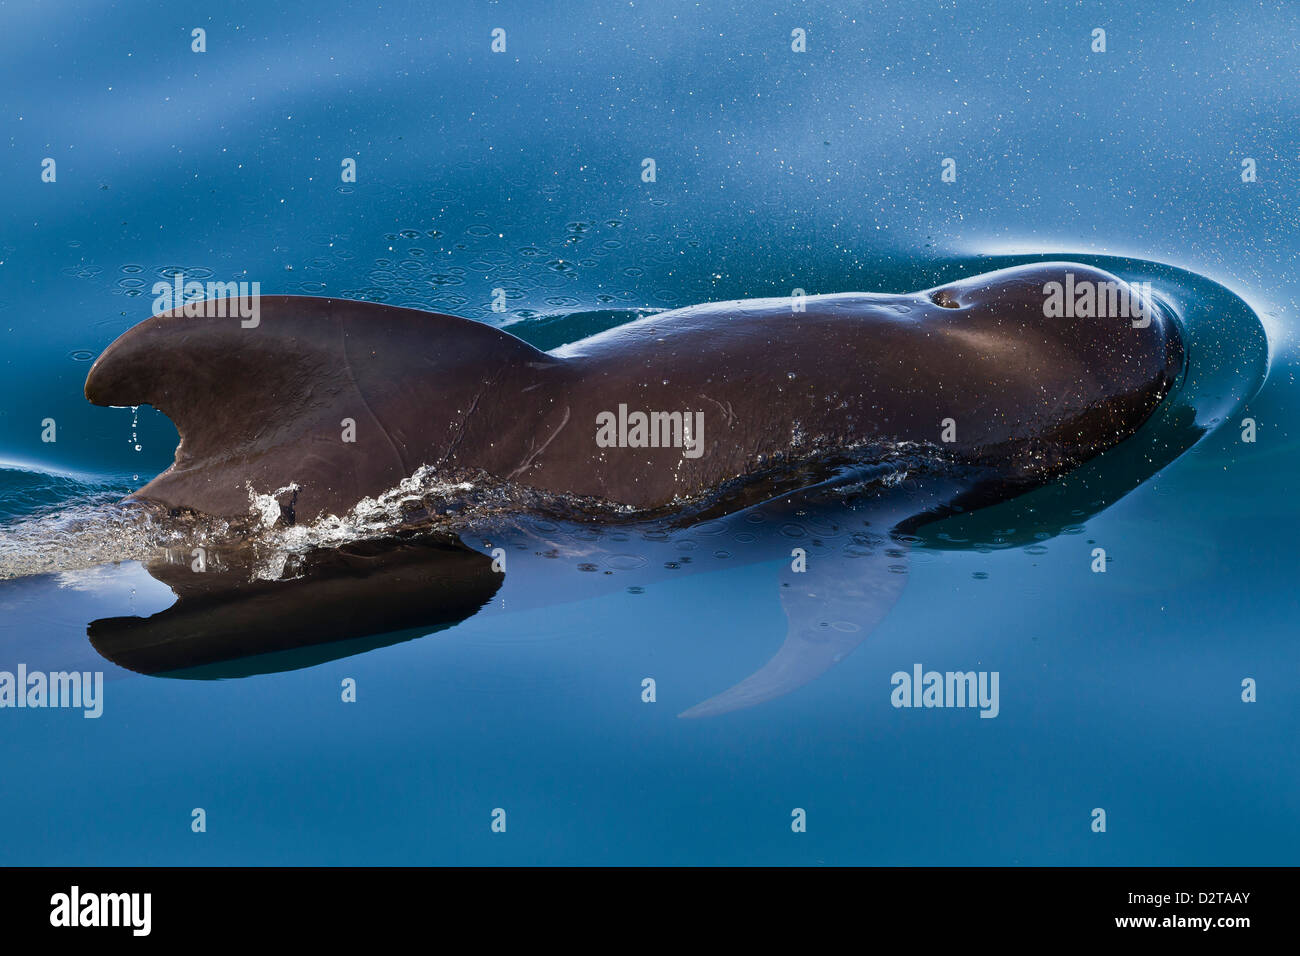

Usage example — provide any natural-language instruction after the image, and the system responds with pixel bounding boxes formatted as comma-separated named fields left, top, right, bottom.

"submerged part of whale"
left=85, top=262, right=1183, bottom=525
left=75, top=447, right=1164, bottom=716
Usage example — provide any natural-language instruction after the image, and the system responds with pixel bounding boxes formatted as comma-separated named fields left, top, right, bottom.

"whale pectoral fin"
left=678, top=542, right=909, bottom=718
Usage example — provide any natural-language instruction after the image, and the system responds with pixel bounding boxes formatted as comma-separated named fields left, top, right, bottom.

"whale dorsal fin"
left=85, top=296, right=558, bottom=520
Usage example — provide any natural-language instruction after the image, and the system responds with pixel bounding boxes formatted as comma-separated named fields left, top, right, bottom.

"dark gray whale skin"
left=84, top=262, right=1183, bottom=523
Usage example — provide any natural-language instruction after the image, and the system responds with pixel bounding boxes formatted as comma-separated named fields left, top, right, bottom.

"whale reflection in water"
left=87, top=537, right=502, bottom=679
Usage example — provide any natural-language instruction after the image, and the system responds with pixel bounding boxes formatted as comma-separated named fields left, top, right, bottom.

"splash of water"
left=2, top=449, right=922, bottom=583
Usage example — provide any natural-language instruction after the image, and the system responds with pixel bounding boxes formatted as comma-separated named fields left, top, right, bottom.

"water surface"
left=0, top=0, right=1296, bottom=865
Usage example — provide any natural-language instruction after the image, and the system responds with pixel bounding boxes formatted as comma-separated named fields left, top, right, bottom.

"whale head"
left=906, top=261, right=1184, bottom=483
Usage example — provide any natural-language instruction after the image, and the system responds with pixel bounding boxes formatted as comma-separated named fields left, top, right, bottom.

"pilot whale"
left=84, top=262, right=1183, bottom=524
left=69, top=261, right=1190, bottom=717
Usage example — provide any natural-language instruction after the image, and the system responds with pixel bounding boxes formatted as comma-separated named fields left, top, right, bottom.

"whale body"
left=85, top=262, right=1183, bottom=524
left=63, top=260, right=1195, bottom=716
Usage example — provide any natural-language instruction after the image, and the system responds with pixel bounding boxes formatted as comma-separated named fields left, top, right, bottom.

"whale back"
left=85, top=264, right=1184, bottom=523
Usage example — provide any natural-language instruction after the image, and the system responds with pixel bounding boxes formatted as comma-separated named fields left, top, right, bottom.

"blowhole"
left=929, top=289, right=962, bottom=309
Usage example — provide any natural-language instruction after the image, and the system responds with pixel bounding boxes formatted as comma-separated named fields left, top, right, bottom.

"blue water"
left=1, top=0, right=1297, bottom=864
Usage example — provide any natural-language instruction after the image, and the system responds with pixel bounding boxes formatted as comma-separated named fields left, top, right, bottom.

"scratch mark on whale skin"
left=508, top=405, right=572, bottom=480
